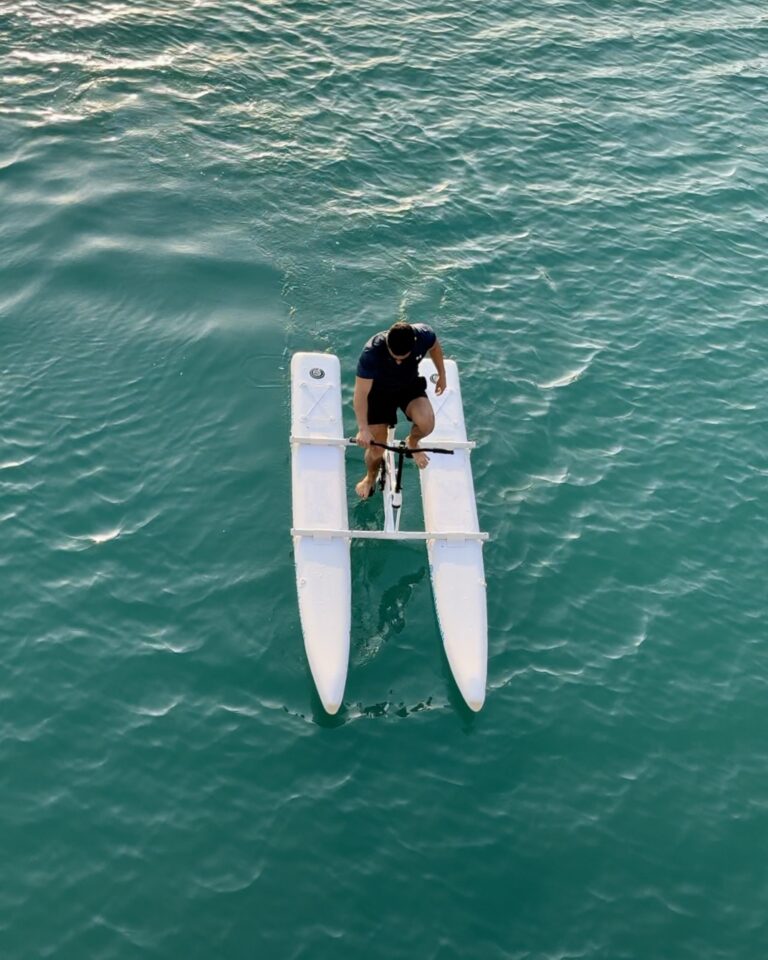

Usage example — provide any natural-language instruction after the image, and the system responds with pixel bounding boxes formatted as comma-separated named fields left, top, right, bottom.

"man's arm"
left=353, top=376, right=374, bottom=445
left=428, top=338, right=447, bottom=395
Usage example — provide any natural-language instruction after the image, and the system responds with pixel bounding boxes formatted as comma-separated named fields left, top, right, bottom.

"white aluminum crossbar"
left=290, top=436, right=349, bottom=446
left=290, top=436, right=477, bottom=450
left=291, top=528, right=489, bottom=542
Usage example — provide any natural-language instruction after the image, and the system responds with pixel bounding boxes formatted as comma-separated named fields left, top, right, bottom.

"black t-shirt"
left=356, top=324, right=437, bottom=391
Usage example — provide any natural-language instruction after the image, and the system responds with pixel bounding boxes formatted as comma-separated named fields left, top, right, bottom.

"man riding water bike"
left=353, top=321, right=447, bottom=498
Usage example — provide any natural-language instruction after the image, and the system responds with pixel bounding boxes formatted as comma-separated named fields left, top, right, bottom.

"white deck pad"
left=290, top=353, right=350, bottom=714
left=418, top=358, right=488, bottom=711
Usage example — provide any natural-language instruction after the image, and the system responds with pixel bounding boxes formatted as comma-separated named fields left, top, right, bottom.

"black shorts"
left=368, top=377, right=428, bottom=428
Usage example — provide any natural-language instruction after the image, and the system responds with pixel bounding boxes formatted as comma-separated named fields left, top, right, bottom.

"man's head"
left=386, top=322, right=416, bottom=361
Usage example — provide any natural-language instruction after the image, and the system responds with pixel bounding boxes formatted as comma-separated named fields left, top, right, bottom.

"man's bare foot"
left=406, top=441, right=429, bottom=469
left=355, top=475, right=377, bottom=498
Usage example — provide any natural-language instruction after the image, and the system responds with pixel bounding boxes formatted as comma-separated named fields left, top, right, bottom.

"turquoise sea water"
left=3, top=1, right=768, bottom=957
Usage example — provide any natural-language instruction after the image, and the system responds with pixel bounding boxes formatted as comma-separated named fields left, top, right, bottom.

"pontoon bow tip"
left=462, top=680, right=486, bottom=712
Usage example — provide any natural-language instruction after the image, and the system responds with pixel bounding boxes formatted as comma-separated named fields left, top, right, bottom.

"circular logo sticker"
left=309, top=367, right=325, bottom=380
left=430, top=373, right=439, bottom=384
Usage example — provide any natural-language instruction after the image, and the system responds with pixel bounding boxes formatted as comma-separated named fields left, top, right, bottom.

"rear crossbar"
left=291, top=528, right=489, bottom=542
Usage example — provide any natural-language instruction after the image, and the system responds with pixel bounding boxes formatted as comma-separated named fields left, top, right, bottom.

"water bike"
left=290, top=352, right=488, bottom=714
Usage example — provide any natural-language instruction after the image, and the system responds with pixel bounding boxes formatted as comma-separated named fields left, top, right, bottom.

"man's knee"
left=411, top=404, right=434, bottom=437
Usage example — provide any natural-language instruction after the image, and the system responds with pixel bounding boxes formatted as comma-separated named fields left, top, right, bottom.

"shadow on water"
left=377, top=563, right=426, bottom=634
left=307, top=683, right=348, bottom=729
left=300, top=675, right=481, bottom=729
left=356, top=561, right=428, bottom=663
left=306, top=694, right=440, bottom=727
left=348, top=542, right=426, bottom=662
left=445, top=674, right=482, bottom=735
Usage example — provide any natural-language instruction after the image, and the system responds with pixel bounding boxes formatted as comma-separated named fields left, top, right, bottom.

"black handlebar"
left=348, top=438, right=454, bottom=456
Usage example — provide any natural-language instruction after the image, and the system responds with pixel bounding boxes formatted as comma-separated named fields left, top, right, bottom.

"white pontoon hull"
left=419, top=358, right=488, bottom=711
left=290, top=353, right=350, bottom=713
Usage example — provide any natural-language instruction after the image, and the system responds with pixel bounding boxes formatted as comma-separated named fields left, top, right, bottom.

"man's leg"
left=355, top=423, right=389, bottom=497
left=404, top=397, right=435, bottom=469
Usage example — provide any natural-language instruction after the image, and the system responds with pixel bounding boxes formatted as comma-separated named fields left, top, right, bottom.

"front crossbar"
left=290, top=436, right=477, bottom=450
